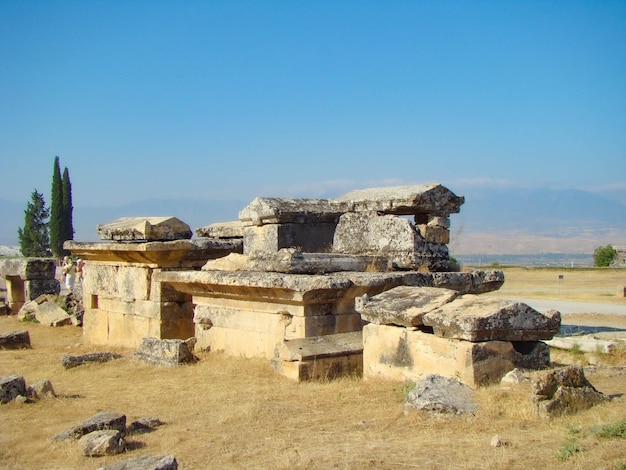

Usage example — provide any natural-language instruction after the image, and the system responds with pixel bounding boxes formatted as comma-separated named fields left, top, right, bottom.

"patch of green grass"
left=594, top=420, right=626, bottom=439
left=556, top=441, right=581, bottom=460
left=570, top=343, right=584, bottom=356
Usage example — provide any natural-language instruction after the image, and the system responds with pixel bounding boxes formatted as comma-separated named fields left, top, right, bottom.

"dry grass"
left=1, top=267, right=626, bottom=469
left=476, top=266, right=626, bottom=304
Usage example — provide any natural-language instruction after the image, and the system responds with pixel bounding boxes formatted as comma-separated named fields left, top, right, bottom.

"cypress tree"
left=49, top=156, right=64, bottom=257
left=17, top=189, right=51, bottom=257
left=62, top=167, right=74, bottom=246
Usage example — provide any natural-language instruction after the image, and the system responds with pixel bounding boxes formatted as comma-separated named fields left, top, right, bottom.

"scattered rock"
left=501, top=368, right=527, bottom=385
left=0, top=375, right=27, bottom=404
left=0, top=330, right=31, bottom=349
left=403, top=374, right=477, bottom=415
left=127, top=417, right=165, bottom=435
left=52, top=411, right=127, bottom=441
left=27, top=379, right=56, bottom=399
left=132, top=337, right=197, bottom=367
left=79, top=430, right=125, bottom=456
left=18, top=296, right=72, bottom=327
left=532, top=365, right=609, bottom=418
left=62, top=352, right=123, bottom=369
left=96, top=454, right=178, bottom=470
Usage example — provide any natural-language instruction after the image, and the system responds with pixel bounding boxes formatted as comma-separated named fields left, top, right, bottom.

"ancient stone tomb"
left=63, top=184, right=561, bottom=385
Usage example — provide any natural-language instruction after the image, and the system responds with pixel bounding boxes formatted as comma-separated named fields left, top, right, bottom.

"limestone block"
left=417, top=225, right=450, bottom=244
left=275, top=331, right=363, bottom=361
left=149, top=276, right=191, bottom=302
left=239, top=197, right=340, bottom=226
left=0, top=330, right=31, bottom=349
left=133, top=337, right=197, bottom=366
left=404, top=375, right=477, bottom=415
left=18, top=298, right=71, bottom=326
left=83, top=264, right=151, bottom=301
left=362, top=324, right=550, bottom=387
left=422, top=295, right=561, bottom=342
left=431, top=270, right=504, bottom=294
left=97, top=217, right=192, bottom=241
left=332, top=184, right=464, bottom=216
left=355, top=286, right=459, bottom=327
left=194, top=304, right=293, bottom=336
left=202, top=253, right=250, bottom=271
left=27, top=379, right=56, bottom=399
left=196, top=221, right=244, bottom=239
left=0, top=375, right=27, bottom=403
left=25, top=279, right=60, bottom=300
left=96, top=454, right=178, bottom=470
left=271, top=354, right=362, bottom=382
left=248, top=249, right=389, bottom=274
left=286, top=312, right=363, bottom=338
left=195, top=325, right=284, bottom=358
left=79, top=430, right=125, bottom=457
left=243, top=223, right=337, bottom=255
left=82, top=309, right=110, bottom=346
left=0, top=258, right=56, bottom=280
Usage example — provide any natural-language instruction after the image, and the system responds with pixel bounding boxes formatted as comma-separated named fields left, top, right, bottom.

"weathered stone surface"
left=248, top=249, right=389, bottom=274
left=0, top=258, right=57, bottom=280
left=243, top=223, right=337, bottom=255
left=362, top=324, right=550, bottom=387
left=0, top=330, right=31, bottom=349
left=62, top=352, right=123, bottom=369
left=275, top=331, right=363, bottom=361
left=25, top=278, right=61, bottom=300
left=355, top=286, right=459, bottom=327
left=422, top=296, right=561, bottom=342
left=127, top=417, right=164, bottom=435
left=97, top=217, right=192, bottom=241
left=532, top=365, right=609, bottom=418
left=332, top=184, right=464, bottom=216
left=0, top=375, right=27, bottom=404
left=97, top=455, right=178, bottom=470
left=18, top=297, right=71, bottom=326
left=27, top=379, right=56, bottom=399
left=239, top=197, right=341, bottom=226
left=79, top=430, right=125, bottom=456
left=271, top=353, right=363, bottom=382
left=132, top=337, right=197, bottom=366
left=196, top=221, right=244, bottom=239
left=404, top=375, right=477, bottom=415
left=500, top=368, right=527, bottom=385
left=202, top=253, right=250, bottom=271
left=431, top=270, right=504, bottom=294
left=52, top=411, right=127, bottom=441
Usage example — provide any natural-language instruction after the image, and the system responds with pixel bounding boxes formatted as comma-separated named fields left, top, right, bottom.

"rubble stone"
left=0, top=375, right=27, bottom=404
left=97, top=455, right=178, bottom=470
left=132, top=337, right=197, bottom=366
left=62, top=352, right=123, bottom=369
left=27, top=379, right=56, bottom=399
left=532, top=365, right=609, bottom=417
left=79, top=430, right=125, bottom=456
left=403, top=374, right=477, bottom=415
left=18, top=297, right=71, bottom=326
left=0, top=330, right=31, bottom=349
left=52, top=411, right=127, bottom=441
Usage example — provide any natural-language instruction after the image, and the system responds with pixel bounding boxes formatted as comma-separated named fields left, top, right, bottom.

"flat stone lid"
left=196, top=221, right=244, bottom=239
left=238, top=197, right=341, bottom=226
left=332, top=184, right=464, bottom=216
left=96, top=217, right=192, bottom=241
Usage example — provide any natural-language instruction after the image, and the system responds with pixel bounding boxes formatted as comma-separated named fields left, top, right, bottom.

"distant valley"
left=2, top=186, right=625, bottom=256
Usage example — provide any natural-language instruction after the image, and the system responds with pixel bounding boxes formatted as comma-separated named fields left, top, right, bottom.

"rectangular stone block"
left=417, top=225, right=450, bottom=244
left=287, top=313, right=363, bottom=338
left=83, top=264, right=151, bottom=301
left=196, top=324, right=284, bottom=357
left=25, top=279, right=60, bottom=301
left=362, top=323, right=549, bottom=387
left=194, top=304, right=292, bottom=336
left=243, top=223, right=337, bottom=255
left=271, top=354, right=363, bottom=382
left=82, top=309, right=110, bottom=346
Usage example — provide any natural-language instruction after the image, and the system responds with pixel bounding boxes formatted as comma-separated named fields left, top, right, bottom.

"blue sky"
left=1, top=0, right=624, bottom=208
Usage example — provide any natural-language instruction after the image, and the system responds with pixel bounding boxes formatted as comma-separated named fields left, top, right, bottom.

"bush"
left=593, top=245, right=617, bottom=267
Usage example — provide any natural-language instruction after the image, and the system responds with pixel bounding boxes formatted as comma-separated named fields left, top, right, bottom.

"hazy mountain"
left=2, top=188, right=625, bottom=254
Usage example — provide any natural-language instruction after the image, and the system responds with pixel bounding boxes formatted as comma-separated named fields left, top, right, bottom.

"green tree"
left=17, top=189, right=52, bottom=257
left=593, top=245, right=617, bottom=267
left=49, top=156, right=64, bottom=257
left=62, top=167, right=74, bottom=245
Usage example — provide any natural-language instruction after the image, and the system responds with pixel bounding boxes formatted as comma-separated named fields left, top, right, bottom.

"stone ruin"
left=0, top=258, right=60, bottom=313
left=29, top=183, right=560, bottom=386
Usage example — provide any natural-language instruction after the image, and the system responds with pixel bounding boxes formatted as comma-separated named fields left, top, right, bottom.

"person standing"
left=62, top=256, right=77, bottom=291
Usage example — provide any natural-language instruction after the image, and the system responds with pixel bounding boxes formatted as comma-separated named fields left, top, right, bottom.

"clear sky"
left=1, top=1, right=624, bottom=209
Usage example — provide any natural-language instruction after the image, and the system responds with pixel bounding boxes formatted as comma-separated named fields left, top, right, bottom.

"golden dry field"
left=1, top=268, right=625, bottom=470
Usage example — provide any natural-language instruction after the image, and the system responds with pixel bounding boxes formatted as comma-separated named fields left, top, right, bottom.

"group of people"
left=62, top=256, right=85, bottom=291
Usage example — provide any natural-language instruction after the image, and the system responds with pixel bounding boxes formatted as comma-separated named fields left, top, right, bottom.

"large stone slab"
left=332, top=184, right=464, bottom=216
left=432, top=270, right=504, bottom=294
left=362, top=323, right=550, bottom=387
left=196, top=221, right=244, bottom=239
left=355, top=286, right=459, bottom=327
left=52, top=411, right=127, bottom=441
left=239, top=197, right=341, bottom=226
left=422, top=296, right=561, bottom=342
left=97, top=217, right=192, bottom=241
left=18, top=297, right=72, bottom=326
left=247, top=249, right=389, bottom=274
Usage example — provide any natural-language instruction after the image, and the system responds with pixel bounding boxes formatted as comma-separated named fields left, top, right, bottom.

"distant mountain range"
left=2, top=187, right=625, bottom=255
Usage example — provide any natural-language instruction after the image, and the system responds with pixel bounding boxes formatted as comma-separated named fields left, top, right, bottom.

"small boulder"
left=79, top=430, right=125, bottom=457
left=62, top=352, right=123, bottom=369
left=27, top=379, right=56, bottom=399
left=133, top=337, right=197, bottom=367
left=532, top=365, right=609, bottom=418
left=52, top=411, right=126, bottom=441
left=96, top=454, right=178, bottom=470
left=0, top=330, right=31, bottom=349
left=404, top=375, right=477, bottom=415
left=0, top=375, right=27, bottom=404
